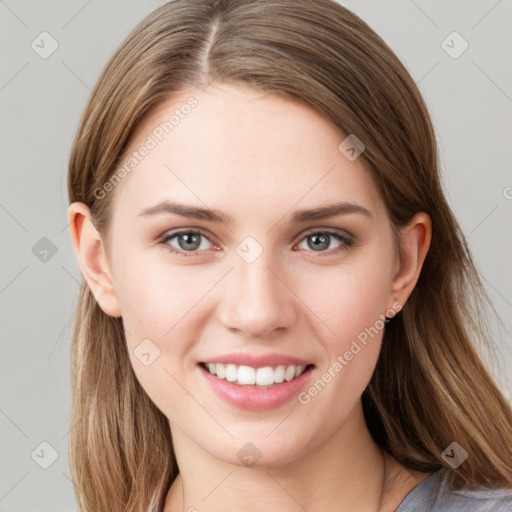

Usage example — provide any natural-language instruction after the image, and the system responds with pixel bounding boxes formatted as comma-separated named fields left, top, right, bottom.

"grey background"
left=1, top=1, right=511, bottom=510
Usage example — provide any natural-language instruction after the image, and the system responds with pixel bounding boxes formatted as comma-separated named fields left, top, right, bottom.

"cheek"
left=307, top=254, right=392, bottom=348
left=294, top=273, right=388, bottom=436
left=301, top=246, right=393, bottom=393
left=113, top=252, right=219, bottom=379
left=114, top=259, right=205, bottom=416
left=114, top=247, right=200, bottom=335
left=335, top=271, right=389, bottom=344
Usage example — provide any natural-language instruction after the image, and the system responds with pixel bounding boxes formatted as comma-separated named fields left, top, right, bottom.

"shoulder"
left=443, top=487, right=512, bottom=511
left=395, top=467, right=512, bottom=512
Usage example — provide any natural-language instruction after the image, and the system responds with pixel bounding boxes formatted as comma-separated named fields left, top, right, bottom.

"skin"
left=69, top=82, right=432, bottom=511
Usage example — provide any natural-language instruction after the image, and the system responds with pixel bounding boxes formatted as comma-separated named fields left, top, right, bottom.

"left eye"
left=158, top=229, right=353, bottom=257
left=295, top=230, right=352, bottom=254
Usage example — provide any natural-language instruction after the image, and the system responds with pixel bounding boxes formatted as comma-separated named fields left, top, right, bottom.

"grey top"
left=395, top=467, right=512, bottom=511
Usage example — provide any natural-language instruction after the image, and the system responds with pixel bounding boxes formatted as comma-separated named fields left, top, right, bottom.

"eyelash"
left=158, top=228, right=355, bottom=258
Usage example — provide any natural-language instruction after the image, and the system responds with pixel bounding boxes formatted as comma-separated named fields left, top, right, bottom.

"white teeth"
left=256, top=366, right=274, bottom=386
left=203, top=362, right=309, bottom=386
left=216, top=363, right=226, bottom=379
left=274, top=365, right=285, bottom=383
left=284, top=365, right=296, bottom=382
left=225, top=364, right=238, bottom=382
left=238, top=365, right=256, bottom=385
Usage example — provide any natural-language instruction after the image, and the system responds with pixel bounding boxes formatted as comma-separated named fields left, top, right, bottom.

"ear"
left=387, top=212, right=432, bottom=312
left=68, top=202, right=122, bottom=317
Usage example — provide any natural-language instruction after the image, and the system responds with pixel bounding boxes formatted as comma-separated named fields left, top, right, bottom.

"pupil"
left=180, top=233, right=200, bottom=250
left=309, top=234, right=329, bottom=251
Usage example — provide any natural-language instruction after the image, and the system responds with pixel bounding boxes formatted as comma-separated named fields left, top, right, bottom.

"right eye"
left=159, top=229, right=216, bottom=257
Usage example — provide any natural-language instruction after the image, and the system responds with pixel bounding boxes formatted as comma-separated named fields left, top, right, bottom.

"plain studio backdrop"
left=0, top=1, right=511, bottom=510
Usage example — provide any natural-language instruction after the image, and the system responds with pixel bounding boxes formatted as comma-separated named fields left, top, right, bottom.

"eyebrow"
left=138, top=200, right=372, bottom=224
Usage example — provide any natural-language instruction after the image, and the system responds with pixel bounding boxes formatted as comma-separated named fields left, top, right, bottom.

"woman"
left=66, top=0, right=512, bottom=510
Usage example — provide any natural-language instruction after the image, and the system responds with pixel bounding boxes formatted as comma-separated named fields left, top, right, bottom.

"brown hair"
left=67, top=0, right=512, bottom=510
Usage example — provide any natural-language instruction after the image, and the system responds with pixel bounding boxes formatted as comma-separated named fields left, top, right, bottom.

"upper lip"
left=200, top=352, right=314, bottom=368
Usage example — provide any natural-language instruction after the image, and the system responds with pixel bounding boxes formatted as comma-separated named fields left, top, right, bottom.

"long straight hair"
left=67, top=1, right=512, bottom=510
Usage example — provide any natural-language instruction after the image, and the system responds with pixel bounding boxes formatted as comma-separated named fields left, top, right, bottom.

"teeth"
left=284, top=365, right=296, bottom=381
left=274, top=365, right=285, bottom=383
left=216, top=363, right=226, bottom=379
left=238, top=365, right=256, bottom=385
left=225, top=364, right=238, bottom=382
left=203, top=363, right=308, bottom=386
left=256, top=367, right=274, bottom=386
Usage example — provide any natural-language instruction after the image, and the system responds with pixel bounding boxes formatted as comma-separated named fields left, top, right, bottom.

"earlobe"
left=388, top=212, right=432, bottom=310
left=68, top=202, right=122, bottom=317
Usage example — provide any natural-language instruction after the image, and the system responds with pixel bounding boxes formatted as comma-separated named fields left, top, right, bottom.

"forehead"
left=110, top=82, right=384, bottom=224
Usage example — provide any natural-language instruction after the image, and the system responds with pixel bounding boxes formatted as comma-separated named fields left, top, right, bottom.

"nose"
left=217, top=250, right=298, bottom=340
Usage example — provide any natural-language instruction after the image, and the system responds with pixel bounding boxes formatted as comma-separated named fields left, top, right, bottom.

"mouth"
left=198, top=362, right=315, bottom=388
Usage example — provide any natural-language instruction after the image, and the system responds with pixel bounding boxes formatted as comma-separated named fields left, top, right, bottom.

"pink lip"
left=200, top=352, right=313, bottom=368
left=198, top=364, right=315, bottom=410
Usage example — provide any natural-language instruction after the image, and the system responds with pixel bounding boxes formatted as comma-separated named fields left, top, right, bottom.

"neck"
left=164, top=402, right=400, bottom=512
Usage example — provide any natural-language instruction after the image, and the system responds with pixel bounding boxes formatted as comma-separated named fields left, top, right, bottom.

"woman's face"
left=101, top=82, right=407, bottom=466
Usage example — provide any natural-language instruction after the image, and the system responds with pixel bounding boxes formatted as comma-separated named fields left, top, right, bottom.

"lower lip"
left=198, top=364, right=315, bottom=410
